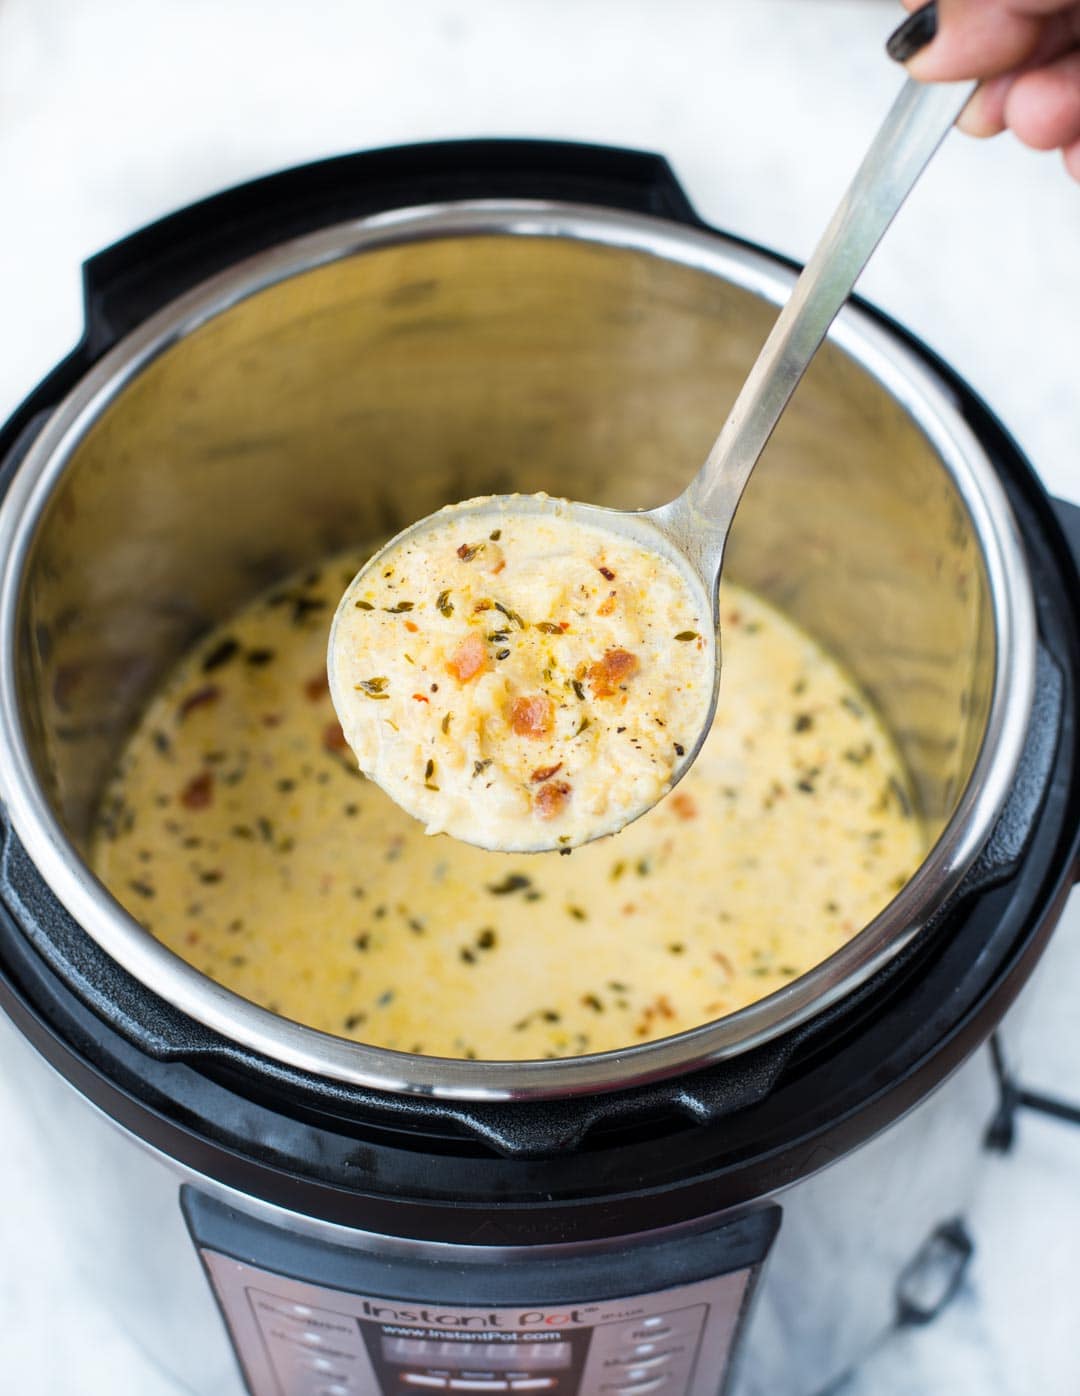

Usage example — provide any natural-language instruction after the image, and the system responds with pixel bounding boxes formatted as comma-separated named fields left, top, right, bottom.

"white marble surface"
left=0, top=2, right=1077, bottom=1394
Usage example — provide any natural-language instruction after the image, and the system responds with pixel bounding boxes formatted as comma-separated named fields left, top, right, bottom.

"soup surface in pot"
left=92, top=547, right=926, bottom=1061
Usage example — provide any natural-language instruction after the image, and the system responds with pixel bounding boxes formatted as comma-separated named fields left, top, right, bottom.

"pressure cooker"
left=0, top=141, right=1077, bottom=1396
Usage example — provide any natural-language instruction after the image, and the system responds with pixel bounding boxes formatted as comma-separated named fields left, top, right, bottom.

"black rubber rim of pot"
left=0, top=142, right=1077, bottom=1247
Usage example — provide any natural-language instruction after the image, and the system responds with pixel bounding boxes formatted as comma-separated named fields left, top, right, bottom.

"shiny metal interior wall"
left=16, top=227, right=992, bottom=851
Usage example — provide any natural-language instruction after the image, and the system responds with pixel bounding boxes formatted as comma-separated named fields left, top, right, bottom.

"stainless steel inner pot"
left=0, top=202, right=1035, bottom=1100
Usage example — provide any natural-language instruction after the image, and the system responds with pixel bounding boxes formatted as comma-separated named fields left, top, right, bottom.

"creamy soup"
left=93, top=548, right=926, bottom=1061
left=330, top=502, right=713, bottom=851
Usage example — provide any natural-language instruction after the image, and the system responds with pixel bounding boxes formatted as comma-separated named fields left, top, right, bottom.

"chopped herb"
left=486, top=872, right=532, bottom=896
left=354, top=599, right=374, bottom=610
left=489, top=528, right=502, bottom=541
left=495, top=648, right=511, bottom=661
left=202, top=637, right=239, bottom=672
left=567, top=905, right=587, bottom=921
left=436, top=589, right=454, bottom=616
left=572, top=679, right=586, bottom=701
left=796, top=778, right=817, bottom=794
left=356, top=677, right=389, bottom=699
left=128, top=879, right=155, bottom=899
left=674, top=742, right=685, bottom=757
left=473, top=759, right=492, bottom=777
left=582, top=993, right=604, bottom=1011
left=383, top=601, right=415, bottom=613
left=793, top=713, right=814, bottom=733
left=345, top=1012, right=367, bottom=1030
left=574, top=716, right=591, bottom=737
left=457, top=543, right=484, bottom=562
left=487, top=631, right=509, bottom=643
left=476, top=928, right=497, bottom=950
left=537, top=621, right=562, bottom=635
left=246, top=648, right=275, bottom=666
left=441, top=713, right=452, bottom=734
left=668, top=942, right=686, bottom=955
left=424, top=759, right=435, bottom=780
left=493, top=602, right=526, bottom=629
left=460, top=947, right=478, bottom=964
left=674, top=630, right=699, bottom=642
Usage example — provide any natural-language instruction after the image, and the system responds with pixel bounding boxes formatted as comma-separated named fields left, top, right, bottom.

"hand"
left=900, top=0, right=1080, bottom=179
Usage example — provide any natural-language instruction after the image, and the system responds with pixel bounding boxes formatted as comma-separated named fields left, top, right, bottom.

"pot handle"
left=79, top=140, right=705, bottom=353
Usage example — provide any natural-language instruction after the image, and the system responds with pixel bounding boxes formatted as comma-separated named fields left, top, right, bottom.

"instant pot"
left=0, top=141, right=1077, bottom=1396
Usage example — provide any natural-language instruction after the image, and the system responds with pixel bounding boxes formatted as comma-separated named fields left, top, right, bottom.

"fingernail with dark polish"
left=886, top=1, right=938, bottom=64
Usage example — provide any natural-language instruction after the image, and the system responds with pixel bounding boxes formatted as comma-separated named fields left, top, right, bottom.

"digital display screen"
left=382, top=1336, right=573, bottom=1371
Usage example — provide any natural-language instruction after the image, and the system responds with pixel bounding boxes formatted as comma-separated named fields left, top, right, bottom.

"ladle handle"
left=673, top=72, right=977, bottom=584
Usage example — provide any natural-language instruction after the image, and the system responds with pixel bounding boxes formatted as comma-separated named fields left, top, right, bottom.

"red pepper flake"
left=530, top=761, right=563, bottom=783
left=404, top=619, right=419, bottom=632
left=534, top=780, right=571, bottom=819
left=670, top=792, right=698, bottom=820
left=598, top=566, right=616, bottom=581
left=322, top=721, right=348, bottom=753
left=177, top=685, right=221, bottom=721
left=447, top=633, right=488, bottom=683
left=510, top=693, right=554, bottom=738
left=180, top=771, right=214, bottom=810
left=411, top=693, right=430, bottom=703
left=304, top=673, right=329, bottom=701
left=587, top=647, right=639, bottom=698
left=492, top=560, right=506, bottom=575
left=597, top=592, right=617, bottom=616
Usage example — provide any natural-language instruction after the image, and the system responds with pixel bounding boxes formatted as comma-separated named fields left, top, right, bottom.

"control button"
left=608, top=1381, right=670, bottom=1395
left=402, top=1380, right=448, bottom=1390
left=448, top=1383, right=508, bottom=1392
left=628, top=1326, right=671, bottom=1342
left=509, top=1382, right=556, bottom=1391
left=315, top=1387, right=352, bottom=1396
left=640, top=1317, right=668, bottom=1330
left=614, top=1352, right=673, bottom=1370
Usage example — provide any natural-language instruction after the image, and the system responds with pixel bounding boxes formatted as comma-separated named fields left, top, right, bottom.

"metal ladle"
left=333, top=21, right=975, bottom=849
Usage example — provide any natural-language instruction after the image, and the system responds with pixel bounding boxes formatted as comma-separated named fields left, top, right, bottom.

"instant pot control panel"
left=184, top=1192, right=779, bottom=1396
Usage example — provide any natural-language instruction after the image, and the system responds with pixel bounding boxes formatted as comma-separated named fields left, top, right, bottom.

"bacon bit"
left=322, top=721, right=348, bottom=753
left=597, top=592, right=617, bottom=616
left=559, top=620, right=570, bottom=631
left=178, top=685, right=221, bottom=721
left=587, top=647, right=640, bottom=697
left=510, top=693, right=554, bottom=738
left=534, top=780, right=571, bottom=819
left=671, top=792, right=698, bottom=820
left=261, top=712, right=283, bottom=728
left=598, top=566, right=616, bottom=581
left=180, top=771, right=214, bottom=810
left=447, top=633, right=488, bottom=683
left=530, top=762, right=563, bottom=783
left=712, top=951, right=734, bottom=977
left=404, top=619, right=419, bottom=633
left=303, top=673, right=329, bottom=701
left=411, top=693, right=430, bottom=703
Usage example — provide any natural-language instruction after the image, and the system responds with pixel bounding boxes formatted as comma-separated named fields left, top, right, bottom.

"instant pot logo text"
left=361, top=1301, right=592, bottom=1328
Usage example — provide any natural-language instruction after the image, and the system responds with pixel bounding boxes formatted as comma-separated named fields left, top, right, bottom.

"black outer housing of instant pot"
left=0, top=142, right=1078, bottom=1247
